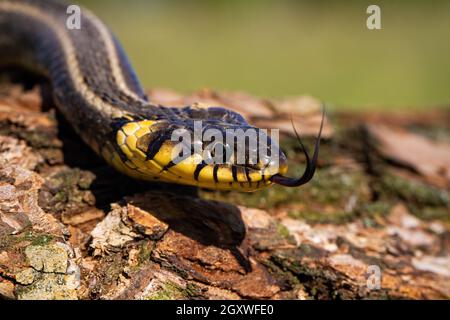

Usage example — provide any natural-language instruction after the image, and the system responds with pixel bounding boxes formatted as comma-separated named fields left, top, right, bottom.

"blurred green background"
left=78, top=0, right=450, bottom=110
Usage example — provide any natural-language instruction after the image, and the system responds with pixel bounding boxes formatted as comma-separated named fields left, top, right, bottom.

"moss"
left=288, top=209, right=356, bottom=225
left=0, top=230, right=54, bottom=252
left=269, top=246, right=363, bottom=299
left=183, top=283, right=203, bottom=299
left=359, top=201, right=392, bottom=217
left=276, top=223, right=291, bottom=239
left=137, top=240, right=154, bottom=267
left=411, top=207, right=450, bottom=222
left=380, top=173, right=448, bottom=207
left=30, top=234, right=53, bottom=247
left=302, top=167, right=370, bottom=205
left=261, top=258, right=300, bottom=289
left=271, top=246, right=329, bottom=279
left=146, top=281, right=202, bottom=300
left=375, top=173, right=449, bottom=221
left=147, top=282, right=179, bottom=300
left=357, top=201, right=393, bottom=228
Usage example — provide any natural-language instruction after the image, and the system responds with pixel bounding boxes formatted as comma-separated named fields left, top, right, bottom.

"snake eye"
left=136, top=132, right=157, bottom=153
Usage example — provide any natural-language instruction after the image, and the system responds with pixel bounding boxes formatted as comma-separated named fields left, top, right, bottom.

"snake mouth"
left=270, top=108, right=325, bottom=187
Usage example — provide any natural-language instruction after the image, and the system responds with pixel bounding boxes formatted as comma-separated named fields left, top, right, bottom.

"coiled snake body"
left=0, top=0, right=322, bottom=192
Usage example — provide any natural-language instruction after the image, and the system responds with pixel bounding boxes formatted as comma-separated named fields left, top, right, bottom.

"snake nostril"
left=136, top=132, right=155, bottom=153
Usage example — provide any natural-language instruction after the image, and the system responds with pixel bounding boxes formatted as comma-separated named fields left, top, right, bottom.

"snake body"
left=0, top=0, right=322, bottom=191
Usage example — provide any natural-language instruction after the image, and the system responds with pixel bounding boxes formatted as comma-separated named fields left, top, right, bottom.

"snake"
left=0, top=0, right=323, bottom=192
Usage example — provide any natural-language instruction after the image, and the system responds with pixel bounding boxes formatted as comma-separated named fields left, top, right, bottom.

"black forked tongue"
left=270, top=108, right=325, bottom=187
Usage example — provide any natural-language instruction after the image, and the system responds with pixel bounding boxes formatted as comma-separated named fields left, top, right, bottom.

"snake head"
left=112, top=107, right=323, bottom=192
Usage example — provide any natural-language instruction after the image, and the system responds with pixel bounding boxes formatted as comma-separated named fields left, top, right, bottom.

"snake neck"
left=0, top=0, right=178, bottom=149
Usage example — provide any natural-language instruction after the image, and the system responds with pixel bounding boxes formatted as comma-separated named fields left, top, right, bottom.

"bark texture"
left=0, top=79, right=449, bottom=300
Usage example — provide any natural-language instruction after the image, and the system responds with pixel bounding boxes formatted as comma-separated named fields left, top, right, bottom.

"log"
left=0, top=80, right=449, bottom=300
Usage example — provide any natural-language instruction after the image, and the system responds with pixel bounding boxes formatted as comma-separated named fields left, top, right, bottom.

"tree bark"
left=0, top=80, right=449, bottom=300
